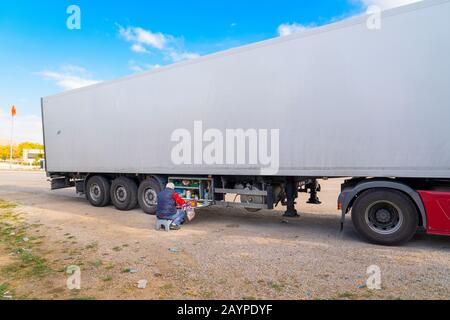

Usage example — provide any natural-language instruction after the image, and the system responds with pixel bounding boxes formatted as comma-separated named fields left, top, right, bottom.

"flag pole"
left=9, top=106, right=15, bottom=169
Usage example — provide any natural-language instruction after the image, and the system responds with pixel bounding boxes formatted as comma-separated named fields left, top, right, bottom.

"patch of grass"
left=0, top=210, right=21, bottom=222
left=0, top=200, right=17, bottom=210
left=69, top=296, right=97, bottom=301
left=89, top=260, right=103, bottom=268
left=105, top=263, right=115, bottom=270
left=0, top=283, right=9, bottom=293
left=0, top=283, right=10, bottom=295
left=201, top=291, right=215, bottom=299
left=102, top=275, right=113, bottom=282
left=85, top=242, right=98, bottom=250
left=68, top=249, right=81, bottom=256
left=3, top=248, right=50, bottom=279
left=183, top=291, right=198, bottom=297
left=336, top=292, right=356, bottom=299
left=160, top=283, right=174, bottom=290
left=0, top=283, right=13, bottom=300
left=112, top=246, right=122, bottom=252
left=0, top=202, right=51, bottom=280
left=269, top=281, right=284, bottom=292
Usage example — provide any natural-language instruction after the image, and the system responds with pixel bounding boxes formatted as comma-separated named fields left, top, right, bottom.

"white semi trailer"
left=42, top=0, right=450, bottom=245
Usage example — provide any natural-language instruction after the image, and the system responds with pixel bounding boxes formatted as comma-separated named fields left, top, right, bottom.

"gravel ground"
left=0, top=171, right=449, bottom=300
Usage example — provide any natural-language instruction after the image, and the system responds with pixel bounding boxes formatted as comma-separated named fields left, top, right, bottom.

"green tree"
left=0, top=142, right=44, bottom=160
left=0, top=146, right=10, bottom=160
left=14, top=142, right=44, bottom=159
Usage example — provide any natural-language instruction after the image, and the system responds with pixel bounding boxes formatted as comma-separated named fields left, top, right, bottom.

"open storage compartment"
left=168, top=177, right=214, bottom=207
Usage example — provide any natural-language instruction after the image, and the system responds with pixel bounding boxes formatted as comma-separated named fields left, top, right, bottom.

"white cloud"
left=118, top=25, right=168, bottom=51
left=277, top=1, right=422, bottom=38
left=168, top=50, right=201, bottom=63
left=59, top=64, right=88, bottom=74
left=38, top=71, right=99, bottom=90
left=134, top=28, right=167, bottom=49
left=128, top=60, right=161, bottom=73
left=0, top=110, right=43, bottom=144
left=131, top=43, right=149, bottom=54
left=37, top=64, right=101, bottom=91
left=277, top=23, right=309, bottom=36
left=359, top=0, right=422, bottom=10
left=117, top=24, right=200, bottom=63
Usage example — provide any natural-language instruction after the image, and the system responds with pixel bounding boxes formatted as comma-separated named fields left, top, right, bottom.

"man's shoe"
left=170, top=224, right=181, bottom=230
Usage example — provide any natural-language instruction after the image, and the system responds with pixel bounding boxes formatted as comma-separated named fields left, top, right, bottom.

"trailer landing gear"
left=307, top=180, right=322, bottom=205
left=283, top=178, right=299, bottom=218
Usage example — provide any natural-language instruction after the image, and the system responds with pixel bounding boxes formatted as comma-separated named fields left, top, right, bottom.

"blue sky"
left=0, top=0, right=417, bottom=143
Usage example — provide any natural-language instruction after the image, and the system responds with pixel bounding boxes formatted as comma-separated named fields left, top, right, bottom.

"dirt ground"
left=0, top=171, right=449, bottom=300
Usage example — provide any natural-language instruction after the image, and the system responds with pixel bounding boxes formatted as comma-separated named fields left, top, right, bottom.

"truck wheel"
left=110, top=177, right=138, bottom=211
left=86, top=176, right=111, bottom=207
left=138, top=179, right=162, bottom=215
left=351, top=189, right=418, bottom=246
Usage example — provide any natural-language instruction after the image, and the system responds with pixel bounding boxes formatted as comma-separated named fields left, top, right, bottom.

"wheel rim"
left=90, top=183, right=102, bottom=201
left=365, top=200, right=404, bottom=235
left=115, top=186, right=128, bottom=203
left=143, top=188, right=157, bottom=207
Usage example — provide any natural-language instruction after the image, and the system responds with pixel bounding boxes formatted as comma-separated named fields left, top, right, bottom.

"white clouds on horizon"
left=277, top=23, right=310, bottom=36
left=128, top=60, right=161, bottom=73
left=37, top=64, right=101, bottom=91
left=277, top=0, right=422, bottom=36
left=358, top=0, right=422, bottom=10
left=8, top=64, right=100, bottom=143
left=118, top=25, right=168, bottom=51
left=168, top=50, right=201, bottom=63
left=117, top=24, right=200, bottom=64
left=131, top=43, right=149, bottom=54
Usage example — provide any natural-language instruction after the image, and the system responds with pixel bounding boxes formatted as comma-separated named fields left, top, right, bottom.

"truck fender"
left=338, top=179, right=427, bottom=229
left=143, top=175, right=166, bottom=189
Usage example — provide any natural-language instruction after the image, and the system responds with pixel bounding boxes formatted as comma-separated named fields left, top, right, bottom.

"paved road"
left=0, top=171, right=449, bottom=299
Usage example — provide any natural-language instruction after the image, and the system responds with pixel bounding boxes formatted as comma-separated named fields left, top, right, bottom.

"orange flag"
left=11, top=105, right=16, bottom=117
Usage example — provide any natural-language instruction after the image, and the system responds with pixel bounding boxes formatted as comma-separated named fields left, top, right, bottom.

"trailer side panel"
left=42, top=0, right=450, bottom=178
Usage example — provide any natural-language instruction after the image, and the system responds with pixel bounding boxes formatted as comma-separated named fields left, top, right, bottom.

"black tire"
left=138, top=179, right=163, bottom=215
left=86, top=176, right=111, bottom=207
left=351, top=189, right=419, bottom=246
left=110, top=177, right=138, bottom=211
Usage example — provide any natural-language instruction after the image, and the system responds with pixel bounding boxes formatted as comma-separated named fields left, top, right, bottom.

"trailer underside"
left=47, top=172, right=450, bottom=245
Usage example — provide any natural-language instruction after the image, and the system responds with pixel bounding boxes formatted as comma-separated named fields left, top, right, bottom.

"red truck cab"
left=418, top=190, right=450, bottom=236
